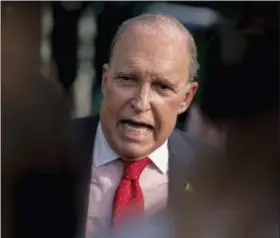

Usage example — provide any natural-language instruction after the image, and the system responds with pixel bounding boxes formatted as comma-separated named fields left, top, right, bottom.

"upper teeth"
left=124, top=123, right=149, bottom=133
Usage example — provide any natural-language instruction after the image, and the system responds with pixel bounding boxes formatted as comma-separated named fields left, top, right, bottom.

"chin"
left=118, top=144, right=151, bottom=160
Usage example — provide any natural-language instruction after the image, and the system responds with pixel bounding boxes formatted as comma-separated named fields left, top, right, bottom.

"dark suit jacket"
left=72, top=115, right=210, bottom=237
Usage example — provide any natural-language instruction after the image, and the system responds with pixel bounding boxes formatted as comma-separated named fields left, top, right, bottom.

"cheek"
left=156, top=95, right=183, bottom=112
left=169, top=96, right=185, bottom=111
left=152, top=96, right=183, bottom=122
left=103, top=82, right=131, bottom=114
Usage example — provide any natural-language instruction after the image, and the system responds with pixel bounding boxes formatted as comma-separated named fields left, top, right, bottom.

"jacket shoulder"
left=72, top=115, right=99, bottom=135
left=168, top=129, right=218, bottom=173
left=71, top=115, right=99, bottom=156
left=169, top=129, right=208, bottom=154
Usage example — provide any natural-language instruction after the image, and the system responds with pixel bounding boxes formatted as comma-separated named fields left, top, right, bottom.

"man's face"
left=100, top=26, right=198, bottom=160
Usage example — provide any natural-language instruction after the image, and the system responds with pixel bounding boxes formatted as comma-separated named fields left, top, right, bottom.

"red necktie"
left=112, top=157, right=150, bottom=228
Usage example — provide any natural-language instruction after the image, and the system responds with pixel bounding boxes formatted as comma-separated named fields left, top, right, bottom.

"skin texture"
left=99, top=23, right=198, bottom=160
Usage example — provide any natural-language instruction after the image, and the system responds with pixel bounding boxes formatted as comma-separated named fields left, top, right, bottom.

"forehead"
left=111, top=26, right=189, bottom=80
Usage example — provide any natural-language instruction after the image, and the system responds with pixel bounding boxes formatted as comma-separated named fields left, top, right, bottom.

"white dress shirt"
left=85, top=122, right=169, bottom=237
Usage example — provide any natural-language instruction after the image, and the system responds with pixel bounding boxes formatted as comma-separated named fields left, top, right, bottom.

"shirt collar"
left=93, top=122, right=169, bottom=174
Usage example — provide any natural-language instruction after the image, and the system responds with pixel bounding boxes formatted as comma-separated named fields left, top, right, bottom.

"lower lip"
left=119, top=123, right=152, bottom=140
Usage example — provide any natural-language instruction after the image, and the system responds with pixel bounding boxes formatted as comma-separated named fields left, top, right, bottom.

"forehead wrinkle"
left=117, top=66, right=182, bottom=90
left=113, top=38, right=187, bottom=73
left=110, top=23, right=190, bottom=87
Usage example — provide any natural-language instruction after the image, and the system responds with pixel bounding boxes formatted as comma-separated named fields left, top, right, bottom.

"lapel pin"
left=185, top=182, right=194, bottom=193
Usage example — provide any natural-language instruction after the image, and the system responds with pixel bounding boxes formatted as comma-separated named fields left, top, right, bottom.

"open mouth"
left=120, top=119, right=154, bottom=132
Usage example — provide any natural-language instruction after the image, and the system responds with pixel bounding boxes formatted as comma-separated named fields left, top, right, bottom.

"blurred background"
left=1, top=2, right=279, bottom=238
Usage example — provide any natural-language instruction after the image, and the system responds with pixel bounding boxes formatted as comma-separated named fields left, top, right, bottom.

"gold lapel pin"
left=185, top=182, right=194, bottom=193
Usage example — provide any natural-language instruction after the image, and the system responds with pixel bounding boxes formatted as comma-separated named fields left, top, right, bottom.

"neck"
left=121, top=156, right=147, bottom=162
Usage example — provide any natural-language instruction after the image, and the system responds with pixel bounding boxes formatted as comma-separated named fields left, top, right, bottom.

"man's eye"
left=157, top=84, right=170, bottom=90
left=121, top=76, right=131, bottom=81
left=116, top=76, right=137, bottom=86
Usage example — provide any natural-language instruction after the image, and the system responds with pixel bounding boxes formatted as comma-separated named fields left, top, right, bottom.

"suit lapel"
left=167, top=130, right=196, bottom=210
left=72, top=115, right=99, bottom=238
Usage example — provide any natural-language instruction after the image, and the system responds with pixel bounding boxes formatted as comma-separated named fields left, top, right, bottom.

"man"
left=73, top=13, right=200, bottom=238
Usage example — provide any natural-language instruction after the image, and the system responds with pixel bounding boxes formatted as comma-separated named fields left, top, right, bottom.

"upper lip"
left=120, top=118, right=154, bottom=128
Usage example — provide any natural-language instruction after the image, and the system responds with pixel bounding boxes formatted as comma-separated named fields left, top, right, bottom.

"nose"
left=131, top=84, right=151, bottom=113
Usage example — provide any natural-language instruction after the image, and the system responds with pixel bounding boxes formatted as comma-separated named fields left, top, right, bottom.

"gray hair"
left=108, top=13, right=199, bottom=82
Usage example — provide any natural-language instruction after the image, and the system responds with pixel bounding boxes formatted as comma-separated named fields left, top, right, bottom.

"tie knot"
left=121, top=157, right=150, bottom=180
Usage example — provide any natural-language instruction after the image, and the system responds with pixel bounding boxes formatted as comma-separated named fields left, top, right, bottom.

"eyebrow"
left=115, top=71, right=178, bottom=88
left=115, top=71, right=139, bottom=78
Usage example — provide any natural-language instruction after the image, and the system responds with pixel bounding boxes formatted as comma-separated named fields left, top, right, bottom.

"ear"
left=101, top=64, right=109, bottom=96
left=178, top=81, right=198, bottom=114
